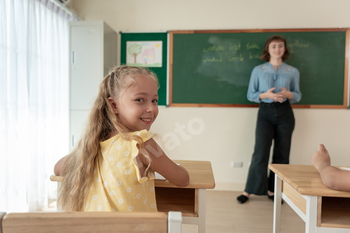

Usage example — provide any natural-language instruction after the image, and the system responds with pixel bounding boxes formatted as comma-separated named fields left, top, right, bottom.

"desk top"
left=269, top=164, right=350, bottom=198
left=155, top=160, right=215, bottom=189
left=51, top=160, right=215, bottom=190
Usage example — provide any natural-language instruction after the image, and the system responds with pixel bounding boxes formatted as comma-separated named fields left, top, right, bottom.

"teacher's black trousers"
left=244, top=101, right=295, bottom=195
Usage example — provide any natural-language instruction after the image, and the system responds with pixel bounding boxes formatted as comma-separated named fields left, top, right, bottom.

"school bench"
left=0, top=211, right=182, bottom=233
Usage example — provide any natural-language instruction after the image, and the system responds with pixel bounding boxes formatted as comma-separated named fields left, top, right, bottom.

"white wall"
left=68, top=0, right=350, bottom=190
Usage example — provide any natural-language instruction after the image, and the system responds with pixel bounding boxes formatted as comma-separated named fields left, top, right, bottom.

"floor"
left=182, top=190, right=305, bottom=233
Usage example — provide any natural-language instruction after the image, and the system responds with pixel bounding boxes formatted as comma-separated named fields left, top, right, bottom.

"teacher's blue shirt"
left=247, top=62, right=301, bottom=104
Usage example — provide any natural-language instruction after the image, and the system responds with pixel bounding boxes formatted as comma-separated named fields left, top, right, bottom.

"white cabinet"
left=69, top=21, right=116, bottom=150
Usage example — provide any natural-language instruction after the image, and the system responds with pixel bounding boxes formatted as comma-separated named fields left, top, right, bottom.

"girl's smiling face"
left=268, top=40, right=285, bottom=60
left=114, top=74, right=159, bottom=131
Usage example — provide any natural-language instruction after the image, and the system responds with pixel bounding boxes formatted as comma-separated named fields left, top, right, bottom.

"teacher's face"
left=268, top=40, right=285, bottom=60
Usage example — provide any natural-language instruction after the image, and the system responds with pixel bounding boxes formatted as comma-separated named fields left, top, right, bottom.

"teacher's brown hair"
left=260, top=35, right=290, bottom=62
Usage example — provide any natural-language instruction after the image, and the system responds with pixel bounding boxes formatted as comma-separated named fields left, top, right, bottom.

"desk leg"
left=197, top=189, right=206, bottom=233
left=273, top=174, right=282, bottom=233
left=305, top=196, right=317, bottom=233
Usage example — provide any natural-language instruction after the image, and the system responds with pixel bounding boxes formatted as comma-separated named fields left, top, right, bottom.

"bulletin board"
left=120, top=32, right=168, bottom=106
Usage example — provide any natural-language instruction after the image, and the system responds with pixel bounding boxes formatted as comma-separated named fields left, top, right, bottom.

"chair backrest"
left=0, top=212, right=6, bottom=233
left=1, top=211, right=182, bottom=233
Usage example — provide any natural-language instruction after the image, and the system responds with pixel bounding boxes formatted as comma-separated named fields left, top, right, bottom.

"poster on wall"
left=126, top=41, right=163, bottom=67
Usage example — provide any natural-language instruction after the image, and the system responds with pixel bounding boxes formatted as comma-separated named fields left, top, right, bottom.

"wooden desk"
left=269, top=164, right=350, bottom=233
left=51, top=160, right=215, bottom=233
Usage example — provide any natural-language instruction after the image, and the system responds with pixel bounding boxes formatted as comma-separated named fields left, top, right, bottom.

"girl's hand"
left=54, top=155, right=70, bottom=176
left=138, top=139, right=190, bottom=187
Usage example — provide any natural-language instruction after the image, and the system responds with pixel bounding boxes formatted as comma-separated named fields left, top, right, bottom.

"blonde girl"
left=54, top=65, right=189, bottom=212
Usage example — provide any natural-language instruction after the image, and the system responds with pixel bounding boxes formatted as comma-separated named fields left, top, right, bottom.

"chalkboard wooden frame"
left=169, top=29, right=349, bottom=109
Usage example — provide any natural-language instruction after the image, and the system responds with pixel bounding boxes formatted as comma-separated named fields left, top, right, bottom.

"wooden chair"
left=0, top=212, right=5, bottom=233
left=0, top=211, right=182, bottom=233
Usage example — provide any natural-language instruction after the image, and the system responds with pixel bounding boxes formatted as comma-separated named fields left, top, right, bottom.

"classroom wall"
left=68, top=0, right=350, bottom=191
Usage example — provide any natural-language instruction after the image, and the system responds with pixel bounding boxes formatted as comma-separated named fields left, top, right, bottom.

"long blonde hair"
left=58, top=65, right=159, bottom=211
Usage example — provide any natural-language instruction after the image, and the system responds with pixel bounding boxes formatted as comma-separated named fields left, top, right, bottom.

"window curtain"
left=0, top=0, right=74, bottom=212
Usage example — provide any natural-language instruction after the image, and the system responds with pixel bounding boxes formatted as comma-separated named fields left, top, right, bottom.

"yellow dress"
left=84, top=130, right=157, bottom=212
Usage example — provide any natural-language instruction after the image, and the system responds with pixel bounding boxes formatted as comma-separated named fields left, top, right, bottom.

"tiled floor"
left=182, top=190, right=305, bottom=233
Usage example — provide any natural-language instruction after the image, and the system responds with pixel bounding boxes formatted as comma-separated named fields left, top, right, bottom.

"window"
left=0, top=0, right=75, bottom=211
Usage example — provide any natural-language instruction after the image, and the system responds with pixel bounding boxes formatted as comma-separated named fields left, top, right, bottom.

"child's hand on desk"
left=155, top=172, right=166, bottom=180
left=312, top=144, right=350, bottom=191
left=312, top=144, right=331, bottom=172
left=139, top=139, right=189, bottom=187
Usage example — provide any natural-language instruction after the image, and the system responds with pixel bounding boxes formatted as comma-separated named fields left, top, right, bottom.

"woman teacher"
left=237, top=35, right=301, bottom=204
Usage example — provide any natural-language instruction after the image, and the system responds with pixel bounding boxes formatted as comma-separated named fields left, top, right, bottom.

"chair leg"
left=0, top=212, right=6, bottom=233
left=168, top=211, right=182, bottom=233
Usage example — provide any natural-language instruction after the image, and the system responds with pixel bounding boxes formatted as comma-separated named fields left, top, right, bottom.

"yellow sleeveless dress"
left=84, top=130, right=157, bottom=212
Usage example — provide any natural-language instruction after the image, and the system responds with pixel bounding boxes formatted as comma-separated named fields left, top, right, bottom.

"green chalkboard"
left=170, top=29, right=349, bottom=108
left=120, top=32, right=168, bottom=106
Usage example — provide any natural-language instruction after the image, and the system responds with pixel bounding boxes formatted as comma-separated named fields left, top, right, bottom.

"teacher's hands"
left=260, top=87, right=283, bottom=102
left=278, top=87, right=293, bottom=101
left=260, top=87, right=293, bottom=102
